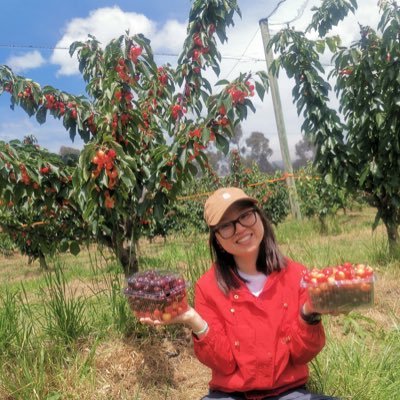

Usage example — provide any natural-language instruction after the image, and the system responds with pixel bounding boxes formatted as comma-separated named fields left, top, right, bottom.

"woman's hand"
left=303, top=301, right=348, bottom=316
left=139, top=306, right=208, bottom=334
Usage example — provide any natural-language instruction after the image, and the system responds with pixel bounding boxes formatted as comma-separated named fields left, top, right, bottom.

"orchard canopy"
left=2, top=0, right=400, bottom=273
left=268, top=0, right=400, bottom=254
left=0, top=0, right=269, bottom=274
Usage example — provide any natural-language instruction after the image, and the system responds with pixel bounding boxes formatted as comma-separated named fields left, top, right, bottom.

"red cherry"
left=335, top=271, right=346, bottom=281
left=162, top=312, right=172, bottom=322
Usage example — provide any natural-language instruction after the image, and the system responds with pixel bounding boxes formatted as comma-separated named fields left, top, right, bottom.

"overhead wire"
left=268, top=0, right=310, bottom=26
left=224, top=27, right=261, bottom=80
left=0, top=44, right=334, bottom=67
left=0, top=1, right=334, bottom=73
left=223, top=0, right=312, bottom=79
left=0, top=43, right=265, bottom=63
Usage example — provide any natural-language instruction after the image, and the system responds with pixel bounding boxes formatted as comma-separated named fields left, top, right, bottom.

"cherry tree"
left=0, top=0, right=269, bottom=274
left=270, top=0, right=400, bottom=255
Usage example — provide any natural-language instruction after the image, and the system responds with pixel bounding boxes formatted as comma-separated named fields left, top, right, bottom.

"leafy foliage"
left=296, top=164, right=355, bottom=233
left=0, top=140, right=87, bottom=267
left=0, top=0, right=269, bottom=273
left=270, top=0, right=400, bottom=253
left=0, top=232, right=15, bottom=257
left=306, top=0, right=358, bottom=37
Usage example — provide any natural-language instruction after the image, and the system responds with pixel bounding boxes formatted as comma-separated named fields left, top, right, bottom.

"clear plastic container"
left=124, top=269, right=189, bottom=321
left=301, top=264, right=375, bottom=313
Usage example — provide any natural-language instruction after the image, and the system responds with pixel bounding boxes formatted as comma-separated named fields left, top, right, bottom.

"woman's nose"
left=234, top=220, right=247, bottom=234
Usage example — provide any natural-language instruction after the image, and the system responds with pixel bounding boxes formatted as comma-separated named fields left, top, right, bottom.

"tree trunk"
left=101, top=216, right=141, bottom=276
left=377, top=197, right=400, bottom=257
left=384, top=220, right=400, bottom=256
left=100, top=234, right=139, bottom=276
left=39, top=252, right=48, bottom=270
left=318, top=215, right=328, bottom=234
left=116, top=240, right=139, bottom=277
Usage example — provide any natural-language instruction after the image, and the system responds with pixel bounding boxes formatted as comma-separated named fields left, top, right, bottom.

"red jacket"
left=193, top=259, right=325, bottom=398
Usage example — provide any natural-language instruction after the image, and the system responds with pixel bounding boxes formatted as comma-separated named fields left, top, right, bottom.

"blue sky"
left=0, top=0, right=380, bottom=160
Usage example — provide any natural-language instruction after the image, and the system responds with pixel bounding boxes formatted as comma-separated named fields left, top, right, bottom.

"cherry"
left=125, top=269, right=188, bottom=320
left=302, top=262, right=374, bottom=313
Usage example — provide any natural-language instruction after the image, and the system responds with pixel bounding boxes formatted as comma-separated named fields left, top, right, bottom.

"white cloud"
left=0, top=114, right=84, bottom=153
left=152, top=20, right=187, bottom=53
left=50, top=6, right=186, bottom=76
left=6, top=51, right=46, bottom=73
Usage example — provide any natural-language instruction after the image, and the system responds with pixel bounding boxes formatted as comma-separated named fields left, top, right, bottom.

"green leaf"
left=244, top=98, right=256, bottom=114
left=141, top=165, right=150, bottom=179
left=359, top=167, right=370, bottom=186
left=215, top=134, right=230, bottom=154
left=69, top=41, right=84, bottom=57
left=187, top=162, right=198, bottom=176
left=212, top=63, right=221, bottom=76
left=46, top=393, right=62, bottom=400
left=201, top=126, right=210, bottom=142
left=375, top=113, right=385, bottom=127
left=215, top=79, right=230, bottom=86
left=324, top=173, right=333, bottom=185
left=255, top=71, right=269, bottom=91
left=316, top=39, right=326, bottom=53
left=325, top=37, right=338, bottom=53
left=69, top=241, right=80, bottom=256
left=59, top=240, right=69, bottom=252
left=255, top=81, right=265, bottom=100
left=36, top=106, right=47, bottom=124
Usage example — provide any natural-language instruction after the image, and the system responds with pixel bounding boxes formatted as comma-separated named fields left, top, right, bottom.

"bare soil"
left=91, top=335, right=210, bottom=400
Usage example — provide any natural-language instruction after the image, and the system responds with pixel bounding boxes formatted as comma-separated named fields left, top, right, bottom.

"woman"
left=140, top=187, right=340, bottom=400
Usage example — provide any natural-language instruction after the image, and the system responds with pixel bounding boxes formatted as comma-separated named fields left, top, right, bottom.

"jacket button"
left=234, top=294, right=239, bottom=300
left=283, top=303, right=288, bottom=309
left=282, top=336, right=291, bottom=344
left=234, top=340, right=240, bottom=347
left=230, top=308, right=235, bottom=313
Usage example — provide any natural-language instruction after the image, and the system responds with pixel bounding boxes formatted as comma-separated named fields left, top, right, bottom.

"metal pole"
left=259, top=17, right=302, bottom=220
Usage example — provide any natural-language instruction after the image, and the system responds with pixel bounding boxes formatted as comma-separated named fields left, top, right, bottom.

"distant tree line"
left=23, top=127, right=313, bottom=178
left=52, top=129, right=314, bottom=177
left=204, top=124, right=315, bottom=175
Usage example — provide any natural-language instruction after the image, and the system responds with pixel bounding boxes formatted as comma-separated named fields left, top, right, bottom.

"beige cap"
left=204, top=187, right=257, bottom=226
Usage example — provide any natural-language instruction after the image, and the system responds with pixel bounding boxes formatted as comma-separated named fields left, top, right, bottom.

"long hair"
left=209, top=200, right=286, bottom=294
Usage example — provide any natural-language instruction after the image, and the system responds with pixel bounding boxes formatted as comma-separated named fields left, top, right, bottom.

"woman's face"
left=214, top=203, right=264, bottom=258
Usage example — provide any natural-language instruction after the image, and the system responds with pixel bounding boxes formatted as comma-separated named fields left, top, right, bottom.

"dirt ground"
left=90, top=332, right=211, bottom=400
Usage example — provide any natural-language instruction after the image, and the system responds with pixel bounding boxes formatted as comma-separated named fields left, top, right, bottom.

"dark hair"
left=209, top=200, right=286, bottom=294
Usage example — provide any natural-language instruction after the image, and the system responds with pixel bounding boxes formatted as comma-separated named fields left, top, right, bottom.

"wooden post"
left=259, top=17, right=302, bottom=220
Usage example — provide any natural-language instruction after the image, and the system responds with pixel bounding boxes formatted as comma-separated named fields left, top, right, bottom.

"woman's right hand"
left=138, top=306, right=208, bottom=335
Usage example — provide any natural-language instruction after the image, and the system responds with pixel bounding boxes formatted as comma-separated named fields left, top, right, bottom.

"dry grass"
left=0, top=246, right=213, bottom=399
left=88, top=335, right=210, bottom=400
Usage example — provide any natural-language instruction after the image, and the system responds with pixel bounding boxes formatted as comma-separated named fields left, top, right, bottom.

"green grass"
left=0, top=207, right=399, bottom=399
left=309, top=324, right=400, bottom=399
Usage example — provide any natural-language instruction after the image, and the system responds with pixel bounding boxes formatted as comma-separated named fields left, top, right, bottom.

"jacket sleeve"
left=192, top=281, right=237, bottom=375
left=288, top=284, right=326, bottom=364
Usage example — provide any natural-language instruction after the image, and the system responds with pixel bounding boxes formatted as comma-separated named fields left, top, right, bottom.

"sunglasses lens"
left=215, top=210, right=257, bottom=239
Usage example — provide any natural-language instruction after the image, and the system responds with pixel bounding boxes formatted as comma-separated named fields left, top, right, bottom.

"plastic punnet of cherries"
left=124, top=269, right=189, bottom=321
left=301, top=262, right=375, bottom=313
